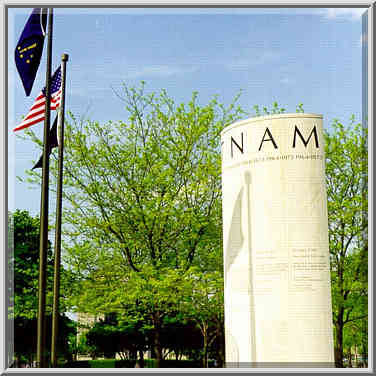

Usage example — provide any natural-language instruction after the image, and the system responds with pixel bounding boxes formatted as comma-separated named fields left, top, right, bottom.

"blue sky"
left=8, top=7, right=366, bottom=216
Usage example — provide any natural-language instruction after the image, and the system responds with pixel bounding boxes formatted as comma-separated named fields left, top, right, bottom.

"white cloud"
left=280, top=77, right=294, bottom=85
left=323, top=8, right=366, bottom=21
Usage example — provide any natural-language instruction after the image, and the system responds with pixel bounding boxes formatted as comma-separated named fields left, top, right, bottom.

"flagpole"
left=36, top=7, right=53, bottom=368
left=51, top=53, right=69, bottom=368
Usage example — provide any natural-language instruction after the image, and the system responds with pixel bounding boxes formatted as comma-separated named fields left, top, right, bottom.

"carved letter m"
left=293, top=126, right=319, bottom=148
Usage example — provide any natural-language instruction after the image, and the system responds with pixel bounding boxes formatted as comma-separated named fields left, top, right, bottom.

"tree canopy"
left=21, top=85, right=368, bottom=368
left=325, top=116, right=368, bottom=367
left=24, top=83, right=244, bottom=367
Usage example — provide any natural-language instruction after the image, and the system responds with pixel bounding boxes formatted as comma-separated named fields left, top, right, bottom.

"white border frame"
left=1, top=1, right=374, bottom=374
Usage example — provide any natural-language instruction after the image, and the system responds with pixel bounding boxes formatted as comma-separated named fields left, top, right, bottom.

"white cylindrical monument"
left=221, top=114, right=334, bottom=367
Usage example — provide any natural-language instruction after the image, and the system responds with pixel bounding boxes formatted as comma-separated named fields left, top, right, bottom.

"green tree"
left=159, top=316, right=202, bottom=361
left=11, top=209, right=53, bottom=320
left=25, top=83, right=243, bottom=367
left=76, top=332, right=99, bottom=360
left=182, top=268, right=224, bottom=367
left=325, top=117, right=368, bottom=368
left=23, top=90, right=369, bottom=369
left=10, top=210, right=76, bottom=366
left=14, top=315, right=76, bottom=366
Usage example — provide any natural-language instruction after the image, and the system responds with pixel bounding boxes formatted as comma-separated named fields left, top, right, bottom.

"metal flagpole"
left=36, top=7, right=53, bottom=368
left=51, top=53, right=69, bottom=368
left=244, top=171, right=256, bottom=364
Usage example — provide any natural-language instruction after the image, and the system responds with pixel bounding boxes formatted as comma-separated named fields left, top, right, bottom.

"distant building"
left=76, top=312, right=104, bottom=360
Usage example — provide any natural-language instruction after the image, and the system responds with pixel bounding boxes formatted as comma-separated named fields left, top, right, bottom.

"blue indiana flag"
left=15, top=8, right=47, bottom=96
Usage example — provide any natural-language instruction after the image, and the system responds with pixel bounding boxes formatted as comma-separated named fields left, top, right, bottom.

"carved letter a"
left=258, top=127, right=278, bottom=151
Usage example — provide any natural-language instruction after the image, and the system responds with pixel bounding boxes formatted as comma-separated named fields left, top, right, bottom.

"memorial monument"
left=221, top=114, right=334, bottom=367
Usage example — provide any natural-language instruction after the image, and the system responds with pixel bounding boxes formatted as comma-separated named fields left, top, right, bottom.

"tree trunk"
left=153, top=313, right=162, bottom=368
left=154, top=331, right=162, bottom=368
left=202, top=333, right=208, bottom=368
left=130, top=349, right=137, bottom=360
left=348, top=348, right=352, bottom=367
left=217, top=324, right=225, bottom=367
left=334, top=319, right=344, bottom=368
left=138, top=349, right=144, bottom=368
left=150, top=345, right=156, bottom=359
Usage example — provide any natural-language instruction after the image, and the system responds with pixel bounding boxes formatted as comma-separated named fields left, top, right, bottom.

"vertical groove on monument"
left=221, top=114, right=334, bottom=367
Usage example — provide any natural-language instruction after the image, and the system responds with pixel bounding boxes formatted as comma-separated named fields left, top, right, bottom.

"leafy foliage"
left=10, top=210, right=77, bottom=365
left=11, top=209, right=53, bottom=319
left=21, top=85, right=367, bottom=368
left=325, top=116, right=368, bottom=367
left=23, top=83, right=242, bottom=366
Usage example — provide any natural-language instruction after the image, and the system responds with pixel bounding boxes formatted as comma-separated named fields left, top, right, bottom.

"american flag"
left=14, top=66, right=62, bottom=132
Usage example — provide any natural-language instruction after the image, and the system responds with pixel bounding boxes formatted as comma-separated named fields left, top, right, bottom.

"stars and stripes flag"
left=14, top=65, right=62, bottom=132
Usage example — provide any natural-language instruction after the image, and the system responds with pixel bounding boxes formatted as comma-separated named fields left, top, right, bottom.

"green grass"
left=89, top=359, right=116, bottom=368
left=62, top=358, right=214, bottom=368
